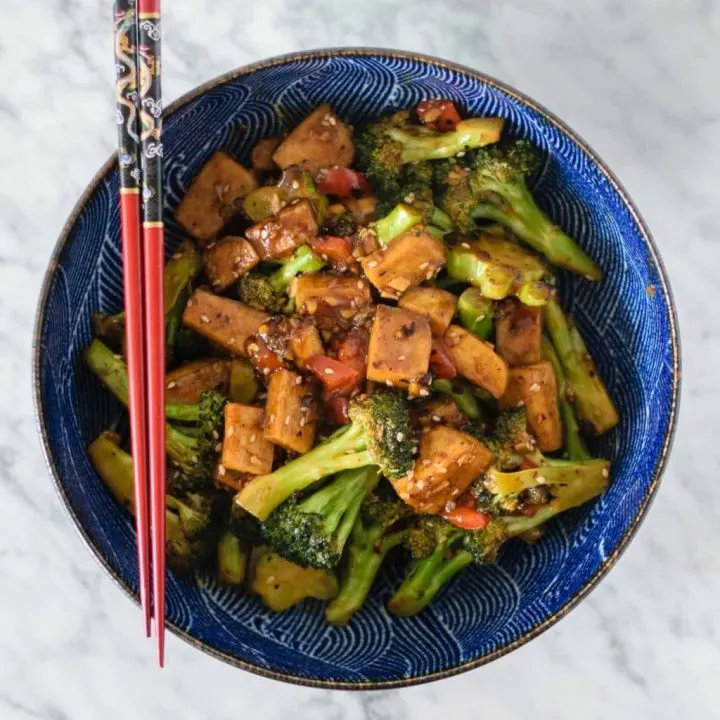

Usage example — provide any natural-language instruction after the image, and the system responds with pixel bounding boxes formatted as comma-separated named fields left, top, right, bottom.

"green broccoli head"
left=485, top=408, right=534, bottom=470
left=405, top=515, right=459, bottom=559
left=348, top=390, right=415, bottom=480
left=462, top=519, right=508, bottom=563
left=238, top=273, right=285, bottom=312
left=166, top=389, right=227, bottom=493
left=261, top=467, right=380, bottom=569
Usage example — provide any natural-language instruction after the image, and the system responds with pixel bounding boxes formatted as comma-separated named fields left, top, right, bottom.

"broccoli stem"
left=389, top=117, right=504, bottom=163
left=217, top=532, right=248, bottom=585
left=471, top=183, right=601, bottom=280
left=84, top=339, right=201, bottom=472
left=541, top=336, right=590, bottom=460
left=388, top=534, right=472, bottom=617
left=457, top=288, right=495, bottom=340
left=502, top=461, right=610, bottom=536
left=326, top=525, right=406, bottom=626
left=269, top=245, right=325, bottom=293
left=375, top=203, right=423, bottom=246
left=236, top=424, right=374, bottom=521
left=544, top=298, right=619, bottom=435
left=87, top=431, right=135, bottom=512
left=165, top=403, right=200, bottom=422
left=432, top=379, right=482, bottom=420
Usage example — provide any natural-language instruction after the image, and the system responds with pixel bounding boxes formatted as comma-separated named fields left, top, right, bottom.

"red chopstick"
left=113, top=0, right=152, bottom=640
left=114, top=0, right=167, bottom=665
left=137, top=0, right=167, bottom=666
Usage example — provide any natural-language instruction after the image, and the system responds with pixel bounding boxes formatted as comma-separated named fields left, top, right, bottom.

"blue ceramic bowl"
left=33, top=49, right=679, bottom=688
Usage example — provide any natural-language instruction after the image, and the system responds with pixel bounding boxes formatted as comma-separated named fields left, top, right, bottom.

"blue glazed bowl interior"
left=35, top=50, right=677, bottom=687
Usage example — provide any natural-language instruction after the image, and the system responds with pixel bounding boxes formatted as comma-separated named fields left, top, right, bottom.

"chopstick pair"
left=113, top=0, right=167, bottom=665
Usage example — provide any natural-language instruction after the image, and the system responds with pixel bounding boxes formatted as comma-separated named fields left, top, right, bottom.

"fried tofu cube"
left=263, top=369, right=318, bottom=453
left=251, top=136, right=281, bottom=173
left=214, top=463, right=253, bottom=492
left=165, top=359, right=231, bottom=404
left=415, top=396, right=470, bottom=429
left=367, top=305, right=432, bottom=386
left=175, top=152, right=258, bottom=242
left=245, top=199, right=319, bottom=260
left=392, top=426, right=494, bottom=514
left=288, top=319, right=324, bottom=369
left=221, top=404, right=274, bottom=475
left=204, top=236, right=260, bottom=291
left=293, top=273, right=372, bottom=331
left=444, top=325, right=509, bottom=399
left=499, top=361, right=562, bottom=452
left=272, top=104, right=354, bottom=172
left=183, top=289, right=269, bottom=356
left=495, top=299, right=543, bottom=366
left=399, top=287, right=457, bottom=335
left=361, top=226, right=446, bottom=299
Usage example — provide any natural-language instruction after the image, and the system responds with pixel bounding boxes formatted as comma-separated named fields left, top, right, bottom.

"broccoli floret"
left=355, top=112, right=501, bottom=218
left=437, top=140, right=602, bottom=279
left=483, top=457, right=610, bottom=514
left=88, top=432, right=221, bottom=572
left=446, top=229, right=554, bottom=306
left=374, top=203, right=423, bottom=246
left=238, top=244, right=325, bottom=311
left=544, top=297, right=619, bottom=435
left=236, top=390, right=415, bottom=520
left=83, top=339, right=227, bottom=492
left=261, top=467, right=380, bottom=569
left=326, top=482, right=414, bottom=626
left=388, top=516, right=506, bottom=617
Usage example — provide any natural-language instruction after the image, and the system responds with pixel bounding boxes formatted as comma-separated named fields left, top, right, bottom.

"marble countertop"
left=2, top=0, right=718, bottom=717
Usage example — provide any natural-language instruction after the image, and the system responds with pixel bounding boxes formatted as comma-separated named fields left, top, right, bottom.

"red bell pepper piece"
left=442, top=506, right=493, bottom=530
left=309, top=235, right=353, bottom=264
left=305, top=354, right=360, bottom=393
left=416, top=99, right=462, bottom=132
left=430, top=337, right=457, bottom=379
left=317, top=168, right=371, bottom=198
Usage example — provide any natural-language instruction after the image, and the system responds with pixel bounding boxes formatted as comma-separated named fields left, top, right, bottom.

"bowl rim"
left=32, top=46, right=681, bottom=690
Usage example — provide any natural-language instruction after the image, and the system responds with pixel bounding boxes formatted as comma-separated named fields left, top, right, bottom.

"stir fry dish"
left=86, top=100, right=618, bottom=624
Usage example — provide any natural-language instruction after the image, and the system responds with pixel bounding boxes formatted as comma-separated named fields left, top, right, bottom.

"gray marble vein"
left=1, top=0, right=718, bottom=717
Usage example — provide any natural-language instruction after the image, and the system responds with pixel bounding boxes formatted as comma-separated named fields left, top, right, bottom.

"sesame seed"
left=295, top=376, right=303, bottom=385
left=215, top=442, right=223, bottom=453
left=456, top=150, right=466, bottom=158
left=404, top=193, right=415, bottom=203
left=266, top=575, right=276, bottom=584
left=227, top=426, right=234, bottom=437
left=292, top=181, right=300, bottom=190
left=199, top=314, right=210, bottom=324
left=260, top=228, right=270, bottom=239
left=328, top=116, right=337, bottom=126
left=250, top=456, right=262, bottom=465
left=212, top=430, right=219, bottom=440
left=419, top=261, right=430, bottom=269
left=460, top=242, right=471, bottom=249
left=444, top=500, right=456, bottom=512
left=166, top=381, right=177, bottom=389
left=385, top=380, right=394, bottom=387
left=367, top=260, right=378, bottom=268
left=536, top=476, right=547, bottom=485
left=300, top=417, right=306, bottom=427
left=172, top=252, right=183, bottom=259
left=436, top=466, right=448, bottom=473
left=416, top=481, right=425, bottom=490
left=263, top=367, right=271, bottom=376
left=249, top=433, right=257, bottom=443
left=398, top=354, right=406, bottom=361
left=396, top=432, right=404, bottom=442
left=529, top=382, right=541, bottom=393
left=357, top=280, right=364, bottom=290
left=227, top=337, right=236, bottom=345
left=602, top=468, right=609, bottom=478
left=269, top=415, right=276, bottom=424
left=324, top=367, right=335, bottom=375
left=431, top=414, right=441, bottom=423
left=217, top=464, right=226, bottom=476
left=516, top=400, right=525, bottom=408
left=422, top=459, right=432, bottom=466
left=419, top=388, right=430, bottom=397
